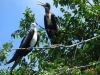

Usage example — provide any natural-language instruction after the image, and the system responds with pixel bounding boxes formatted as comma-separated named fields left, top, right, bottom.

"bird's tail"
left=10, top=56, right=22, bottom=73
left=7, top=53, right=19, bottom=64
left=6, top=59, right=14, bottom=64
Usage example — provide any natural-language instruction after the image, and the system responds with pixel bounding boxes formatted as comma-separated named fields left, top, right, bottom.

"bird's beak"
left=37, top=0, right=46, bottom=7
left=35, top=22, right=39, bottom=26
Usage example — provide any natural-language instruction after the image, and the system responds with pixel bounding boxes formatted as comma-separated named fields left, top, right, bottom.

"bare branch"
left=12, top=35, right=100, bottom=50
left=67, top=61, right=100, bottom=71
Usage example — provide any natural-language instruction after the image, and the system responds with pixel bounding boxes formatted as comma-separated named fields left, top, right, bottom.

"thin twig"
left=72, top=45, right=78, bottom=60
left=67, top=61, right=100, bottom=71
left=86, top=0, right=93, bottom=6
left=67, top=64, right=91, bottom=71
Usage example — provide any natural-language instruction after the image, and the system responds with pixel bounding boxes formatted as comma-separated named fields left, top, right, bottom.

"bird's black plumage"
left=44, top=13, right=59, bottom=44
left=7, top=23, right=40, bottom=73
left=38, top=1, right=59, bottom=44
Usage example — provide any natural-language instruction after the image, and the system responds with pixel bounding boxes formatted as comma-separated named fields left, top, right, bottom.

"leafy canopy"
left=1, top=0, right=100, bottom=75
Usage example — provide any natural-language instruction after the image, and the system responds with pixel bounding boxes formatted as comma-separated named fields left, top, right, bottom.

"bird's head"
left=31, top=22, right=38, bottom=29
left=37, top=0, right=50, bottom=13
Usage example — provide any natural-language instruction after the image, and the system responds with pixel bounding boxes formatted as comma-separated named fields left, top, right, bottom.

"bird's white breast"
left=30, top=31, right=37, bottom=47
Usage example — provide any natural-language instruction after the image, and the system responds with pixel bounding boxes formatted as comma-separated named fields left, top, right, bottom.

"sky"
left=0, top=0, right=62, bottom=70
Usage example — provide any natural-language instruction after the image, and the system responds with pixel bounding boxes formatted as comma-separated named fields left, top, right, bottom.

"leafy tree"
left=1, top=0, right=100, bottom=75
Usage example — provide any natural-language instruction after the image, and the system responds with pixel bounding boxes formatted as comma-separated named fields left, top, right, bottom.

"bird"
left=7, top=22, right=40, bottom=73
left=37, top=0, right=59, bottom=44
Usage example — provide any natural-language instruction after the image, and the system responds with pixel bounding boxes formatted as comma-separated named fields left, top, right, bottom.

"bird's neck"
left=31, top=28, right=37, bottom=33
left=34, top=28, right=37, bottom=34
left=34, top=28, right=37, bottom=32
left=45, top=8, right=50, bottom=14
left=45, top=12, right=52, bottom=19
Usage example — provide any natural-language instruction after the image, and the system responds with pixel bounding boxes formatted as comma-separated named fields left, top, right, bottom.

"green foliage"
left=0, top=41, right=13, bottom=65
left=0, top=69, right=9, bottom=75
left=0, top=41, right=13, bottom=74
left=1, top=0, right=100, bottom=75
left=11, top=7, right=35, bottom=39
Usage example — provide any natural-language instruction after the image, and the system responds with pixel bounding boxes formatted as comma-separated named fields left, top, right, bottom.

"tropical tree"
left=1, top=0, right=100, bottom=75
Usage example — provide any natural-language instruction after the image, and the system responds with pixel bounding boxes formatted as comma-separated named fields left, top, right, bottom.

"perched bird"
left=38, top=0, right=59, bottom=44
left=7, top=22, right=40, bottom=72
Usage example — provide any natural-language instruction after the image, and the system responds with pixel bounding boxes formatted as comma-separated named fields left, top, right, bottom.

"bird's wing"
left=19, top=29, right=35, bottom=48
left=7, top=29, right=34, bottom=64
left=51, top=13, right=59, bottom=30
left=7, top=36, right=26, bottom=64
left=10, top=56, right=22, bottom=74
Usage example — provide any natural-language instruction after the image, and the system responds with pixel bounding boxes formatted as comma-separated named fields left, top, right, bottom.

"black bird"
left=7, top=22, right=40, bottom=72
left=38, top=0, right=59, bottom=44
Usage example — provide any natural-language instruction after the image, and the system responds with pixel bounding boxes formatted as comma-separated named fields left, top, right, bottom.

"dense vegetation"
left=1, top=0, right=100, bottom=75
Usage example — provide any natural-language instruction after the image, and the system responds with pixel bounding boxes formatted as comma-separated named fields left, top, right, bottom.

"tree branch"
left=12, top=35, right=100, bottom=50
